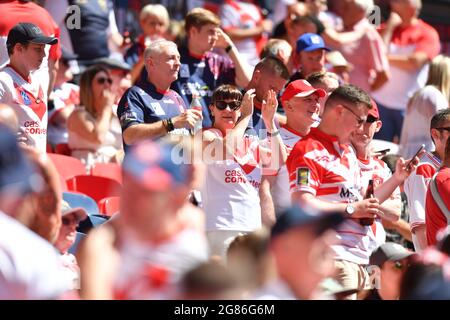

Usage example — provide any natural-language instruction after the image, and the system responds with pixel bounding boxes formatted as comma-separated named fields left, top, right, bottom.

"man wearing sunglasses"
left=404, top=109, right=450, bottom=251
left=287, top=85, right=420, bottom=298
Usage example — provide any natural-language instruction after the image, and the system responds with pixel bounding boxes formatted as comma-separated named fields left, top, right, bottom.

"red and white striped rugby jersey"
left=404, top=151, right=441, bottom=231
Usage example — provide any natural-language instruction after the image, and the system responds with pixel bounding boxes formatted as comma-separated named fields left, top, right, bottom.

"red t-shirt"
left=380, top=19, right=441, bottom=60
left=425, top=166, right=450, bottom=246
left=0, top=0, right=61, bottom=63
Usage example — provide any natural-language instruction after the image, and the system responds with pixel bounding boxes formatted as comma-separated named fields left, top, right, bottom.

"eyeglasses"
left=62, top=216, right=79, bottom=226
left=215, top=100, right=241, bottom=111
left=436, top=127, right=450, bottom=132
left=96, top=77, right=113, bottom=85
left=340, top=104, right=366, bottom=127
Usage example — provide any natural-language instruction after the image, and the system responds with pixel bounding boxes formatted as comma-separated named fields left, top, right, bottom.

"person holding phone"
left=404, top=109, right=450, bottom=251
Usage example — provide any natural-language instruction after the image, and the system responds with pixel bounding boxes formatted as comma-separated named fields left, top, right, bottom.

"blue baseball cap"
left=296, top=33, right=330, bottom=53
left=271, top=205, right=344, bottom=238
left=122, top=140, right=190, bottom=191
left=0, top=124, right=42, bottom=195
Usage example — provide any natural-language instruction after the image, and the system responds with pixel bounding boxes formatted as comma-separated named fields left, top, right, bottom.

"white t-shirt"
left=0, top=66, right=48, bottom=153
left=270, top=125, right=303, bottom=213
left=220, top=0, right=266, bottom=67
left=371, top=43, right=429, bottom=110
left=113, top=227, right=208, bottom=300
left=404, top=151, right=441, bottom=233
left=201, top=132, right=263, bottom=232
left=0, top=212, right=72, bottom=299
left=400, top=85, right=449, bottom=158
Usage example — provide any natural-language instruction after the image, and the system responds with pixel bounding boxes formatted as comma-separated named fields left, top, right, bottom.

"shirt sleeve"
left=414, top=24, right=441, bottom=60
left=286, top=142, right=323, bottom=195
left=404, top=163, right=435, bottom=231
left=117, top=89, right=145, bottom=131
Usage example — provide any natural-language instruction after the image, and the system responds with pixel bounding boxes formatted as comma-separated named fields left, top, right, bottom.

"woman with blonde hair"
left=400, top=55, right=450, bottom=158
left=67, top=65, right=123, bottom=171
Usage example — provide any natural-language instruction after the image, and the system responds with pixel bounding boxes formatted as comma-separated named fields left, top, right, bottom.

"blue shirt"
left=171, top=46, right=236, bottom=128
left=117, top=80, right=190, bottom=149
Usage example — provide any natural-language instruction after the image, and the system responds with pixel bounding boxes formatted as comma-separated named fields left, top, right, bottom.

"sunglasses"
left=96, top=77, right=113, bottom=85
left=62, top=216, right=80, bottom=226
left=215, top=100, right=241, bottom=111
left=366, top=117, right=378, bottom=123
left=341, top=104, right=366, bottom=127
left=436, top=127, right=450, bottom=132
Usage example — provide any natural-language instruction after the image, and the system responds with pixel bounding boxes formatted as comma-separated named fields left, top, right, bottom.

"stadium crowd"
left=1, top=0, right=450, bottom=300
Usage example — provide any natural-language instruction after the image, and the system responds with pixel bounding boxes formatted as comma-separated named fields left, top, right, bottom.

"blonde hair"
left=426, top=55, right=450, bottom=103
left=139, top=4, right=170, bottom=29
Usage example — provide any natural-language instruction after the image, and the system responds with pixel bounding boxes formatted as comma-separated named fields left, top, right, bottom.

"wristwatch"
left=345, top=203, right=355, bottom=216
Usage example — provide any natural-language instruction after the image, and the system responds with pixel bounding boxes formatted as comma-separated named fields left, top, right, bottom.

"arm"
left=215, top=28, right=252, bottom=88
left=412, top=224, right=427, bottom=251
left=259, top=90, right=287, bottom=171
left=322, top=28, right=365, bottom=47
left=123, top=109, right=202, bottom=145
left=47, top=58, right=59, bottom=99
left=291, top=191, right=380, bottom=218
left=223, top=19, right=272, bottom=41
left=382, top=218, right=413, bottom=242
left=377, top=197, right=401, bottom=222
left=388, top=51, right=429, bottom=72
left=67, top=90, right=115, bottom=145
left=370, top=70, right=389, bottom=92
left=374, top=155, right=422, bottom=203
left=259, top=175, right=277, bottom=227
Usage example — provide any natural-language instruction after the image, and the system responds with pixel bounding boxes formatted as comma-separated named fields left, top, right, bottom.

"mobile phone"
left=406, top=144, right=425, bottom=170
left=374, top=148, right=390, bottom=155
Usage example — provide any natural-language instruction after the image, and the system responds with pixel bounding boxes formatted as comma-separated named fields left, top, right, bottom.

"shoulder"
left=417, top=20, right=440, bottom=36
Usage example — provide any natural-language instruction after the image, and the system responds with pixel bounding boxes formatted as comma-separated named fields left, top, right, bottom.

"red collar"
left=188, top=50, right=205, bottom=60
left=6, top=64, right=31, bottom=83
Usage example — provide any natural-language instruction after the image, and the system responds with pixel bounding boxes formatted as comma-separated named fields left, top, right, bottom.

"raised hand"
left=173, top=109, right=203, bottom=129
left=261, top=89, right=278, bottom=128
left=240, top=88, right=256, bottom=118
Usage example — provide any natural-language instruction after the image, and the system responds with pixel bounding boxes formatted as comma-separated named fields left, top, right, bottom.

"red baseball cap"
left=281, top=80, right=326, bottom=103
left=368, top=98, right=379, bottom=119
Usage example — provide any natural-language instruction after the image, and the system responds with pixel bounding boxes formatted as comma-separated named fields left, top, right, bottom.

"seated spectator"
left=201, top=85, right=286, bottom=258
left=306, top=71, right=339, bottom=115
left=124, top=4, right=170, bottom=83
left=67, top=65, right=123, bottom=171
left=364, top=242, right=415, bottom=300
left=400, top=55, right=450, bottom=159
left=54, top=201, right=88, bottom=290
left=47, top=48, right=79, bottom=146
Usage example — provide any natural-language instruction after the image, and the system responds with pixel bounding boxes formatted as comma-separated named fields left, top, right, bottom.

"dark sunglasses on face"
left=366, top=116, right=378, bottom=123
left=96, top=77, right=113, bottom=85
left=215, top=100, right=241, bottom=111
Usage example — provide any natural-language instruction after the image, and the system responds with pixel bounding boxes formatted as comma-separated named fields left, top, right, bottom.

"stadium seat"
left=54, top=143, right=71, bottom=156
left=47, top=154, right=87, bottom=182
left=63, top=191, right=99, bottom=216
left=90, top=163, right=122, bottom=184
left=66, top=175, right=121, bottom=203
left=98, top=196, right=120, bottom=216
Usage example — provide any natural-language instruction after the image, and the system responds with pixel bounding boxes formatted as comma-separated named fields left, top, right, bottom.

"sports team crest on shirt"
left=296, top=167, right=310, bottom=186
left=20, top=90, right=32, bottom=106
